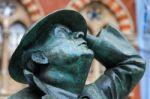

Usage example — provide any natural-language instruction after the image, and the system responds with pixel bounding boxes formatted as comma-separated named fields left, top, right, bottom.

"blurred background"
left=0, top=0, right=149, bottom=99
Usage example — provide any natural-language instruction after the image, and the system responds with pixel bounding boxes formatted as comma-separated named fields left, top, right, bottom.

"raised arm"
left=86, top=25, right=145, bottom=99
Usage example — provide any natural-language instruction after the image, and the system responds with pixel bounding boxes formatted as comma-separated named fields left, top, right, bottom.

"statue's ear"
left=31, top=51, right=49, bottom=65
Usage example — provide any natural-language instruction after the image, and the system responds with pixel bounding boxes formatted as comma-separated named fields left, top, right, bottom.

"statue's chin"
left=38, top=69, right=86, bottom=93
left=39, top=69, right=74, bottom=85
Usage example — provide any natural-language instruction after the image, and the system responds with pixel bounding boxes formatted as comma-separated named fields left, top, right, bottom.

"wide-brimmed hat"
left=9, top=10, right=87, bottom=84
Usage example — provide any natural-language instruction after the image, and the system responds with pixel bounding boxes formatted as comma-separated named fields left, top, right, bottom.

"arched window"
left=9, top=22, right=26, bottom=57
left=0, top=0, right=31, bottom=95
left=0, top=24, right=3, bottom=68
left=0, top=24, right=3, bottom=48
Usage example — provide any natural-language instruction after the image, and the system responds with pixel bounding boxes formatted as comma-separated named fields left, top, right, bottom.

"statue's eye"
left=54, top=28, right=67, bottom=38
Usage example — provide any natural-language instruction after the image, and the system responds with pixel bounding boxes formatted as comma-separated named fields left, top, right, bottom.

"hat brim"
left=9, top=10, right=87, bottom=84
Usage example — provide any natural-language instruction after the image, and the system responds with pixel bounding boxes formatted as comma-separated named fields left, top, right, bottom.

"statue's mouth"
left=78, top=41, right=87, bottom=46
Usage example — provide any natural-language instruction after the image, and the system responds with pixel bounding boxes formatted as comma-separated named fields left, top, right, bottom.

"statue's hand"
left=86, top=33, right=97, bottom=49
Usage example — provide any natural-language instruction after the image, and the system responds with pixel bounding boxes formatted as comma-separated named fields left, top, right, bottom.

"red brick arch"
left=67, top=0, right=134, bottom=35
left=19, top=0, right=44, bottom=22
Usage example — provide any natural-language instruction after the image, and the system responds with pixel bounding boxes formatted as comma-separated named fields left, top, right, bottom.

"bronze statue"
left=8, top=10, right=145, bottom=99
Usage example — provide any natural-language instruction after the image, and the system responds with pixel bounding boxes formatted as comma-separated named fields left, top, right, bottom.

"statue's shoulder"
left=8, top=87, right=43, bottom=99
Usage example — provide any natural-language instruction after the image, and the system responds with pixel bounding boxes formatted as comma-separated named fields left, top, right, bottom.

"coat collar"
left=24, top=69, right=78, bottom=99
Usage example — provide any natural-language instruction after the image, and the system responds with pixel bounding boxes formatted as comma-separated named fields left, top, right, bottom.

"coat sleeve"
left=87, top=25, right=145, bottom=99
left=8, top=87, right=43, bottom=99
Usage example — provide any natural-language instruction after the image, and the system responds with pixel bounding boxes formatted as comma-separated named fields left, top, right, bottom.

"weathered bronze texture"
left=8, top=10, right=145, bottom=99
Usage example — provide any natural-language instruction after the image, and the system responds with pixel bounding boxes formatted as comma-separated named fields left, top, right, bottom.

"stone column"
left=0, top=18, right=10, bottom=94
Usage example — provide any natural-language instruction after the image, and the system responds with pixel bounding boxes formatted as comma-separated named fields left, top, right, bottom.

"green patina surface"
left=8, top=10, right=145, bottom=99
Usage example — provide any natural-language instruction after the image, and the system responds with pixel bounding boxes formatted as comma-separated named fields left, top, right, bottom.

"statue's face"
left=36, top=24, right=94, bottom=94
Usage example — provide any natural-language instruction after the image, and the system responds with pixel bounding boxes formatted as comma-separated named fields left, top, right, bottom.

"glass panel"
left=0, top=1, right=16, bottom=17
left=0, top=25, right=3, bottom=45
left=81, top=2, right=119, bottom=34
left=9, top=23, right=26, bottom=57
left=0, top=25, right=3, bottom=57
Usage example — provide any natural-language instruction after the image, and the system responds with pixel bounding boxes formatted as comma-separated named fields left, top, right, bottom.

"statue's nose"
left=74, top=32, right=85, bottom=39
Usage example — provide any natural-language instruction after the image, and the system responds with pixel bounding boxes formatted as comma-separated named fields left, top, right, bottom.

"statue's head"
left=9, top=10, right=94, bottom=94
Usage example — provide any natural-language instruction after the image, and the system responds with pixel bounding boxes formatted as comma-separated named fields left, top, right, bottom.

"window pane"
left=9, top=23, right=26, bottom=57
left=0, top=25, right=3, bottom=56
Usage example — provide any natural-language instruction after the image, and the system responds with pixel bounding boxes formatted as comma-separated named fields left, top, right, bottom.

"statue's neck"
left=38, top=65, right=87, bottom=95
